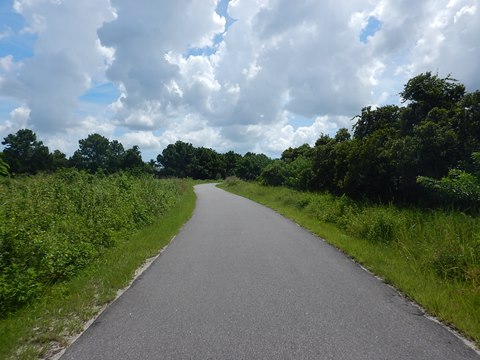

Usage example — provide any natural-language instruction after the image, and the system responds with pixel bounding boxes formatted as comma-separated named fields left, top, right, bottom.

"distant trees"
left=157, top=141, right=196, bottom=178
left=0, top=130, right=273, bottom=181
left=70, top=133, right=112, bottom=173
left=234, top=152, right=271, bottom=181
left=156, top=141, right=271, bottom=180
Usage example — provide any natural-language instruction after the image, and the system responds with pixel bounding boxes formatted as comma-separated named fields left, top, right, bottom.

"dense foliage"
left=260, top=73, right=480, bottom=208
left=1, top=131, right=150, bottom=176
left=1, top=129, right=52, bottom=175
left=0, top=171, right=182, bottom=314
left=156, top=140, right=272, bottom=180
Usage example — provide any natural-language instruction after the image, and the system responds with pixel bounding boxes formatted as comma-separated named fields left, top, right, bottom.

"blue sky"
left=0, top=1, right=35, bottom=60
left=360, top=16, right=382, bottom=44
left=1, top=1, right=479, bottom=160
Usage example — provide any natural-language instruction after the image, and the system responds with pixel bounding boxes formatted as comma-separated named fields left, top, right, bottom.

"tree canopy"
left=1, top=129, right=52, bottom=174
left=260, top=72, right=480, bottom=208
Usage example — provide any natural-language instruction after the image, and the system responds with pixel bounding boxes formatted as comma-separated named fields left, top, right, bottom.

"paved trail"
left=62, top=184, right=479, bottom=359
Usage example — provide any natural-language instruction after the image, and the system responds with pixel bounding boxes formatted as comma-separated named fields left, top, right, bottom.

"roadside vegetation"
left=220, top=178, right=480, bottom=345
left=0, top=71, right=479, bottom=355
left=0, top=172, right=195, bottom=359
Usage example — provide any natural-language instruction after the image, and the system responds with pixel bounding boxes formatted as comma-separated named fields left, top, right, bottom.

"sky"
left=0, top=0, right=479, bottom=160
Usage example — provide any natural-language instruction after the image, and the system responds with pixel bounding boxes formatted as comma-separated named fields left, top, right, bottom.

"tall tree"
left=190, top=147, right=225, bottom=180
left=70, top=133, right=111, bottom=173
left=157, top=141, right=196, bottom=178
left=108, top=140, right=126, bottom=172
left=1, top=129, right=52, bottom=174
left=122, top=145, right=144, bottom=170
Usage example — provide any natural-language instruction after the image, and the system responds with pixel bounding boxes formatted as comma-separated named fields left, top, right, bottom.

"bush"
left=0, top=170, right=181, bottom=315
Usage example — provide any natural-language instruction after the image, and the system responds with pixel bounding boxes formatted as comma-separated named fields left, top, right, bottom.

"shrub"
left=0, top=170, right=182, bottom=315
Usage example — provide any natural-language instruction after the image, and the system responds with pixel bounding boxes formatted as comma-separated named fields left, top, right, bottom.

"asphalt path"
left=61, top=183, right=479, bottom=359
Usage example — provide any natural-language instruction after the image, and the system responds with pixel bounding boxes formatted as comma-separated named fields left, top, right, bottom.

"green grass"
left=219, top=178, right=480, bottom=346
left=0, top=179, right=196, bottom=360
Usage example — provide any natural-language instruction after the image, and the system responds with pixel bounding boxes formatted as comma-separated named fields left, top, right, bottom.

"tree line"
left=0, top=129, right=273, bottom=180
left=1, top=72, right=479, bottom=208
left=0, top=131, right=147, bottom=175
left=260, top=72, right=480, bottom=208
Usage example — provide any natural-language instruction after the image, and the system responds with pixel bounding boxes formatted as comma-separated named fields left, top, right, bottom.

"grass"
left=0, top=179, right=196, bottom=360
left=219, top=178, right=480, bottom=347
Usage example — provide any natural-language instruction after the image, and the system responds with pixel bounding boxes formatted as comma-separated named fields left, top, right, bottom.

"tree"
left=1, top=129, right=52, bottom=174
left=260, top=160, right=287, bottom=186
left=122, top=145, right=145, bottom=170
left=455, top=90, right=480, bottom=166
left=281, top=144, right=312, bottom=163
left=311, top=134, right=337, bottom=192
left=353, top=106, right=401, bottom=139
left=108, top=140, right=125, bottom=172
left=235, top=152, right=272, bottom=180
left=51, top=150, right=69, bottom=171
left=190, top=147, right=225, bottom=180
left=70, top=133, right=111, bottom=173
left=157, top=141, right=196, bottom=178
left=401, top=72, right=465, bottom=109
left=400, top=72, right=465, bottom=130
left=223, top=151, right=242, bottom=177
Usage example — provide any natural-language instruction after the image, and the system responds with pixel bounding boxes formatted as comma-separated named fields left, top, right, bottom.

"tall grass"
left=220, top=178, right=480, bottom=344
left=0, top=170, right=182, bottom=315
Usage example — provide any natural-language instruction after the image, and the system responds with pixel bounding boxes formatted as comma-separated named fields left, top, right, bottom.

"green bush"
left=0, top=170, right=181, bottom=315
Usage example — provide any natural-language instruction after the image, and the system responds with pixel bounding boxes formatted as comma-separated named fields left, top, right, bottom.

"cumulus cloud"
left=120, top=131, right=162, bottom=151
left=0, top=106, right=31, bottom=135
left=1, top=0, right=115, bottom=133
left=97, top=0, right=379, bottom=155
left=98, top=0, right=225, bottom=130
left=1, top=0, right=479, bottom=157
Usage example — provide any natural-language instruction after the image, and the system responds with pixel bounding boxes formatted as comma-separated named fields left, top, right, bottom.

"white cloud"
left=1, top=0, right=115, bottom=133
left=98, top=0, right=225, bottom=129
left=41, top=115, right=115, bottom=155
left=120, top=131, right=162, bottom=150
left=0, top=106, right=31, bottom=136
left=10, top=106, right=30, bottom=122
left=1, top=0, right=479, bottom=158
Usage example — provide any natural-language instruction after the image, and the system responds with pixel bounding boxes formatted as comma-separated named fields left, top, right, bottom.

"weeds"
left=0, top=170, right=181, bottom=315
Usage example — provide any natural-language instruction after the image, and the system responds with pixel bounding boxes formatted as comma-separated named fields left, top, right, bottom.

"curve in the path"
left=61, top=183, right=479, bottom=360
